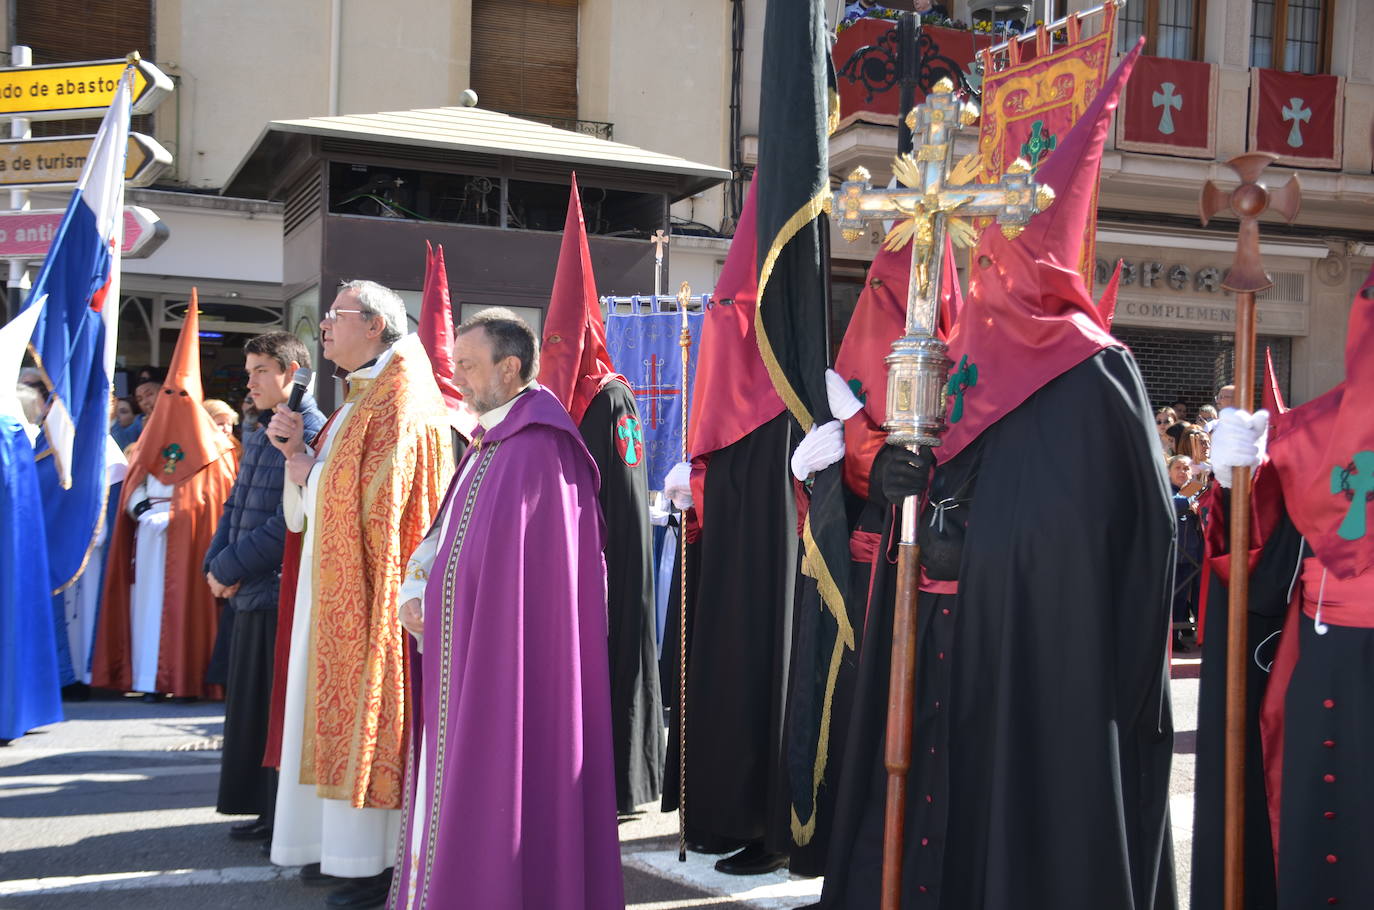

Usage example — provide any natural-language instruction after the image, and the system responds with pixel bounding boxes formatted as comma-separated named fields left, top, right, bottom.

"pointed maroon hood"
left=687, top=176, right=786, bottom=459
left=1262, top=346, right=1288, bottom=415
left=936, top=41, right=1142, bottom=463
left=538, top=174, right=624, bottom=425
left=1268, top=263, right=1374, bottom=579
left=419, top=241, right=478, bottom=437
left=1097, top=259, right=1124, bottom=330
left=834, top=234, right=962, bottom=432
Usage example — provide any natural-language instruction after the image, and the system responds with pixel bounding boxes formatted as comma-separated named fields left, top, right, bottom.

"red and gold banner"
left=1117, top=55, right=1216, bottom=158
left=975, top=4, right=1116, bottom=285
left=832, top=20, right=992, bottom=128
left=1249, top=68, right=1343, bottom=169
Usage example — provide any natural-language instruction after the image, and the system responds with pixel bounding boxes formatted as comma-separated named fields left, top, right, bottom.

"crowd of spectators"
left=1156, top=384, right=1234, bottom=650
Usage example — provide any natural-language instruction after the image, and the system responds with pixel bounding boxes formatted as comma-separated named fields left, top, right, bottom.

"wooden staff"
left=1199, top=152, right=1300, bottom=910
left=883, top=491, right=922, bottom=909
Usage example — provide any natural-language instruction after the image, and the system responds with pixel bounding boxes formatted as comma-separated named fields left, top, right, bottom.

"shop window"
left=1118, top=0, right=1204, bottom=60
left=1250, top=0, right=1331, bottom=74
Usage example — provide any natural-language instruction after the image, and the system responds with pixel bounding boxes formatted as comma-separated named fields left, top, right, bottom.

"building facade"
left=3, top=0, right=1369, bottom=411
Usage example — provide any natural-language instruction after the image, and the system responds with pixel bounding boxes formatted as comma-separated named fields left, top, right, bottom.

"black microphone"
left=274, top=367, right=312, bottom=443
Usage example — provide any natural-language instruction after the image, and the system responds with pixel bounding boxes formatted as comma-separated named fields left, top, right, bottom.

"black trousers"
left=216, top=609, right=278, bottom=817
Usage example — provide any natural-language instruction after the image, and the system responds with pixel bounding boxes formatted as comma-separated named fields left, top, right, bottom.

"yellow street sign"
left=0, top=133, right=172, bottom=188
left=0, top=57, right=173, bottom=119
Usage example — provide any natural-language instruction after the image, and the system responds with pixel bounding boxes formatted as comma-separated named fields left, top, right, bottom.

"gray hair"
left=16, top=382, right=43, bottom=426
left=339, top=279, right=406, bottom=345
left=457, top=307, right=540, bottom=382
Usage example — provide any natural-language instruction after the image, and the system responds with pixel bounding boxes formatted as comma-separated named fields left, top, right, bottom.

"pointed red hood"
left=687, top=176, right=786, bottom=459
left=419, top=241, right=478, bottom=437
left=936, top=41, right=1142, bottom=464
left=833, top=235, right=963, bottom=432
left=1268, top=264, right=1374, bottom=579
left=1096, top=259, right=1123, bottom=330
left=1262, top=346, right=1287, bottom=415
left=538, top=174, right=624, bottom=425
left=131, top=288, right=234, bottom=485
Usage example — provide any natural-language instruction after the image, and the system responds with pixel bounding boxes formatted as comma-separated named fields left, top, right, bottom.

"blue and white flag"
left=605, top=310, right=703, bottom=489
left=24, top=67, right=131, bottom=611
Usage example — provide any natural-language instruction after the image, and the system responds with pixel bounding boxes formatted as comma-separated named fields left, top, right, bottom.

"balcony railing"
left=508, top=113, right=614, bottom=142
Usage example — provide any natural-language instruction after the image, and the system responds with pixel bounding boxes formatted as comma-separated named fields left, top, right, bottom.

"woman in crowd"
left=1155, top=407, right=1178, bottom=456
left=110, top=396, right=142, bottom=451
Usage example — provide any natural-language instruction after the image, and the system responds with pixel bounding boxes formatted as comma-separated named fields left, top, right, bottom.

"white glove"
left=663, top=461, right=693, bottom=510
left=1210, top=407, right=1269, bottom=490
left=825, top=369, right=864, bottom=420
left=791, top=420, right=846, bottom=481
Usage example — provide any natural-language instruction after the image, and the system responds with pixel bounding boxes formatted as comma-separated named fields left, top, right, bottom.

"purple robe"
left=389, top=386, right=625, bottom=910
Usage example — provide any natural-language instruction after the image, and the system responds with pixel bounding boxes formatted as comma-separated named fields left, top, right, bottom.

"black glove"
left=873, top=444, right=934, bottom=505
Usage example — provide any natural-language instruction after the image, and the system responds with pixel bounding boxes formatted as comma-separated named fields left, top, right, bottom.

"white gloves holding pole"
left=790, top=370, right=865, bottom=482
left=1209, top=407, right=1269, bottom=489
left=663, top=461, right=694, bottom=510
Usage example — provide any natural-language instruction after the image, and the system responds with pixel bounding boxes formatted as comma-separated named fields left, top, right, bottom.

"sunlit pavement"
left=0, top=655, right=1199, bottom=909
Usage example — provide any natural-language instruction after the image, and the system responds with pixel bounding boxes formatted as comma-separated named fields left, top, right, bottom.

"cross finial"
left=1199, top=153, right=1301, bottom=293
left=651, top=229, right=669, bottom=259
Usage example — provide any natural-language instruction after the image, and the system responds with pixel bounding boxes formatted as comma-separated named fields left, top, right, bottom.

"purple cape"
left=390, top=386, right=625, bottom=910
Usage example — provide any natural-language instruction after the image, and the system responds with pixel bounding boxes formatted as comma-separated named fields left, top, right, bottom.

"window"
left=15, top=0, right=155, bottom=138
left=470, top=0, right=579, bottom=120
left=1250, top=0, right=1330, bottom=73
left=1118, top=0, right=1204, bottom=59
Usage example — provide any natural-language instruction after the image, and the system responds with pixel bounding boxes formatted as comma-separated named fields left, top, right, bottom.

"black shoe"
left=686, top=833, right=747, bottom=854
left=324, top=869, right=393, bottom=908
left=140, top=692, right=163, bottom=703
left=300, top=862, right=342, bottom=887
left=714, top=842, right=787, bottom=876
left=61, top=682, right=91, bottom=702
left=171, top=695, right=200, bottom=704
left=228, top=818, right=272, bottom=841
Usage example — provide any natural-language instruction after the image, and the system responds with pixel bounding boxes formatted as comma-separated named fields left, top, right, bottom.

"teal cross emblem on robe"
left=616, top=415, right=644, bottom=467
left=1331, top=451, right=1374, bottom=541
left=945, top=355, right=978, bottom=424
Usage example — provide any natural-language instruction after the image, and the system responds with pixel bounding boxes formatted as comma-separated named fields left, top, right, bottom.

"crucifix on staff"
left=829, top=76, right=1055, bottom=910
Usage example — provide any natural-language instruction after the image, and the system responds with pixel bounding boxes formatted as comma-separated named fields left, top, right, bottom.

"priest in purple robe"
left=392, top=307, right=625, bottom=910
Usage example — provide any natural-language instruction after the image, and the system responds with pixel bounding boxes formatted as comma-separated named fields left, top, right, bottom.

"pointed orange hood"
left=130, top=289, right=234, bottom=484
left=538, top=174, right=624, bottom=425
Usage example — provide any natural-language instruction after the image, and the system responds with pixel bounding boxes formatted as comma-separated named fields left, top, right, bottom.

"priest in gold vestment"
left=266, top=280, right=452, bottom=909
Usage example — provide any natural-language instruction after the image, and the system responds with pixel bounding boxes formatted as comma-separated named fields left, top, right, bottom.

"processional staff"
left=830, top=77, right=1054, bottom=910
left=675, top=278, right=693, bottom=863
left=1197, top=152, right=1300, bottom=910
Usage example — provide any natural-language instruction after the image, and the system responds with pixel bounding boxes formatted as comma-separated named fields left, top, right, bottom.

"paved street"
left=0, top=654, right=1199, bottom=909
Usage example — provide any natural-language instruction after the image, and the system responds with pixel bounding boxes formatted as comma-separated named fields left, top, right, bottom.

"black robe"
left=579, top=381, right=664, bottom=812
left=814, top=348, right=1178, bottom=909
left=662, top=412, right=797, bottom=845
left=1192, top=483, right=1374, bottom=909
left=1189, top=494, right=1297, bottom=910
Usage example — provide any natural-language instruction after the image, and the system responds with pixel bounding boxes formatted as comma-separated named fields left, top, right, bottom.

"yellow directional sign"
left=0, top=57, right=173, bottom=119
left=0, top=133, right=172, bottom=188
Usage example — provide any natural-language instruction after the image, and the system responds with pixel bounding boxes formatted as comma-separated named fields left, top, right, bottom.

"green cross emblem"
left=847, top=378, right=867, bottom=406
left=1331, top=451, right=1374, bottom=541
left=616, top=416, right=643, bottom=467
left=1020, top=120, right=1058, bottom=170
left=945, top=355, right=978, bottom=424
left=160, top=442, right=185, bottom=475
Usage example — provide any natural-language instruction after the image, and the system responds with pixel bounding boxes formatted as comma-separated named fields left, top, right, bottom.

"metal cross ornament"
left=831, top=77, right=1055, bottom=447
